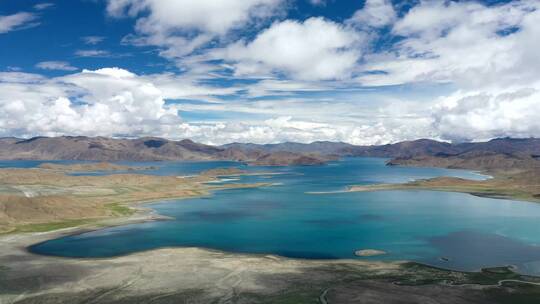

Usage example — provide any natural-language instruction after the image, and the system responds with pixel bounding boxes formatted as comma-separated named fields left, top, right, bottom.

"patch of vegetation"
left=0, top=265, right=9, bottom=277
left=463, top=267, right=521, bottom=285
left=0, top=265, right=9, bottom=284
left=239, top=264, right=540, bottom=303
left=394, top=263, right=540, bottom=286
left=484, top=283, right=540, bottom=304
left=106, top=203, right=136, bottom=217
left=321, top=263, right=540, bottom=303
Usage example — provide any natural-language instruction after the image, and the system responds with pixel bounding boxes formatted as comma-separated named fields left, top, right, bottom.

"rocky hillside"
left=0, top=136, right=331, bottom=166
left=227, top=138, right=540, bottom=158
left=0, top=137, right=218, bottom=161
left=380, top=138, right=540, bottom=172
left=387, top=151, right=540, bottom=172
left=248, top=151, right=333, bottom=166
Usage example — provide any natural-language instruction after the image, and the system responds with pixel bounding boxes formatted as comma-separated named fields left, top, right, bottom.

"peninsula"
left=349, top=151, right=540, bottom=203
left=0, top=164, right=267, bottom=234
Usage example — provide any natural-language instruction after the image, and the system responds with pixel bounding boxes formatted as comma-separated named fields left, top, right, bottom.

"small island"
left=355, top=249, right=387, bottom=257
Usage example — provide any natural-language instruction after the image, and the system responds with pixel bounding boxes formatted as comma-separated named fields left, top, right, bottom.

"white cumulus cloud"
left=358, top=0, right=540, bottom=88
left=0, top=12, right=38, bottom=34
left=107, top=0, right=283, bottom=61
left=0, top=67, right=434, bottom=145
left=108, top=0, right=281, bottom=34
left=36, top=61, right=78, bottom=71
left=348, top=0, right=396, bottom=28
left=432, top=88, right=540, bottom=142
left=3, top=0, right=540, bottom=145
left=222, top=17, right=363, bottom=81
left=0, top=68, right=177, bottom=138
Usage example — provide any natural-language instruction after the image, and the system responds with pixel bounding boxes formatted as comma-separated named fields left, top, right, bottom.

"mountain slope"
left=387, top=151, right=540, bottom=172
left=0, top=136, right=335, bottom=165
left=2, top=136, right=540, bottom=167
left=0, top=136, right=224, bottom=161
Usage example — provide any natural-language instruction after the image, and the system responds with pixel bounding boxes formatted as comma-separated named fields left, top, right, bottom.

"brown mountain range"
left=2, top=136, right=540, bottom=169
left=0, top=136, right=330, bottom=166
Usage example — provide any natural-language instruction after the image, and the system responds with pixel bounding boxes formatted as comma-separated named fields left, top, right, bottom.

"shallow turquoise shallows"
left=23, top=158, right=540, bottom=275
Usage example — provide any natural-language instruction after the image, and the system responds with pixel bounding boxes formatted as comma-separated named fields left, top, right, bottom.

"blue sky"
left=0, top=0, right=539, bottom=144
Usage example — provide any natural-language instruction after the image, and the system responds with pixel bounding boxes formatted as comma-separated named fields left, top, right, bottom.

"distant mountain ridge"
left=0, top=136, right=331, bottom=165
left=387, top=151, right=540, bottom=172
left=0, top=136, right=223, bottom=162
left=1, top=136, right=540, bottom=168
left=224, top=137, right=540, bottom=157
left=221, top=141, right=355, bottom=155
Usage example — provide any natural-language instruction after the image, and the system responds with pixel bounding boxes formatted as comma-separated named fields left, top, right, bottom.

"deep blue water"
left=12, top=158, right=540, bottom=275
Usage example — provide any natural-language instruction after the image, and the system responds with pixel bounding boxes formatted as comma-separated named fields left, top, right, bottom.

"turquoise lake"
left=18, top=158, right=540, bottom=275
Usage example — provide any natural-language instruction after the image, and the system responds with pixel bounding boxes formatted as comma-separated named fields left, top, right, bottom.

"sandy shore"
left=2, top=222, right=540, bottom=304
left=0, top=228, right=401, bottom=304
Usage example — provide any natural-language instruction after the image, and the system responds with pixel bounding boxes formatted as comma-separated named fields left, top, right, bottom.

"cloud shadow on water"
left=425, top=230, right=540, bottom=273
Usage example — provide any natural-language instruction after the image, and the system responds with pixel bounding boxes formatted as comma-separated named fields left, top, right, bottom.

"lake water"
left=16, top=158, right=540, bottom=275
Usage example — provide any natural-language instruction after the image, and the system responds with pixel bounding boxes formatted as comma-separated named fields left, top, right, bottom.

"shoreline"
left=0, top=164, right=273, bottom=234
left=22, top=204, right=171, bottom=256
left=7, top=219, right=540, bottom=276
left=3, top=220, right=540, bottom=303
left=3, top=165, right=540, bottom=302
left=7, top=181, right=269, bottom=237
left=14, top=199, right=540, bottom=278
left=3, top=163, right=537, bottom=259
left=17, top=172, right=277, bottom=257
left=309, top=169, right=540, bottom=204
left=342, top=182, right=540, bottom=203
left=315, top=187, right=540, bottom=203
left=13, top=165, right=539, bottom=263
